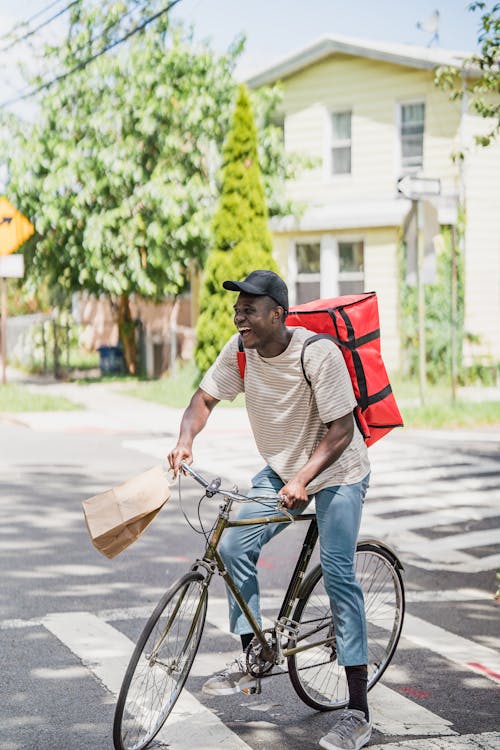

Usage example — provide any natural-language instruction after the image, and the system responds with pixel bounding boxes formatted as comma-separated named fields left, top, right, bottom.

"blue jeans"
left=219, top=465, right=370, bottom=666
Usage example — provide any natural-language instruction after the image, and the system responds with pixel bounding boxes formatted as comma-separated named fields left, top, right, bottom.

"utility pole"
left=450, top=223, right=458, bottom=402
left=397, top=176, right=441, bottom=407
left=416, top=199, right=427, bottom=405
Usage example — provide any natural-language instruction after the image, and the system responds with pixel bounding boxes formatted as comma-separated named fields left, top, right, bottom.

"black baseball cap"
left=223, top=270, right=289, bottom=312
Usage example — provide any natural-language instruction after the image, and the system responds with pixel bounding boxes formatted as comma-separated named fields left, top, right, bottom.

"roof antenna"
left=416, top=9, right=440, bottom=47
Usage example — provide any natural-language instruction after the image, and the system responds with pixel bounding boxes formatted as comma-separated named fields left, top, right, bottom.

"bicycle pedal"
left=241, top=679, right=261, bottom=695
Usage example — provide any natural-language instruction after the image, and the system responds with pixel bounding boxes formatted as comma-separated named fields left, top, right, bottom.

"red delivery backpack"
left=237, top=291, right=403, bottom=447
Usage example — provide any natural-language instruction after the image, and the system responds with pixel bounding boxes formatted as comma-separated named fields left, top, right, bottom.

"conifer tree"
left=195, top=84, right=279, bottom=374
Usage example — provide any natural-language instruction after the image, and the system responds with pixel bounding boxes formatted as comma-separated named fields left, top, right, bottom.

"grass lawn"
left=123, top=362, right=245, bottom=408
left=390, top=375, right=500, bottom=429
left=400, top=399, right=500, bottom=429
left=0, top=384, right=81, bottom=412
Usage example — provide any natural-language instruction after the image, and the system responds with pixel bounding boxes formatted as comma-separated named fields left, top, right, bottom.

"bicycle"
left=113, top=462, right=405, bottom=750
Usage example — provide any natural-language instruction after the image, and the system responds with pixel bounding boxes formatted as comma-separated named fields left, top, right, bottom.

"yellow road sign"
left=0, top=196, right=34, bottom=256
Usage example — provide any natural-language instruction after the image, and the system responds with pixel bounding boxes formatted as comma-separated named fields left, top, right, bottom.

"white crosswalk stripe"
left=43, top=611, right=253, bottom=750
left=369, top=733, right=500, bottom=750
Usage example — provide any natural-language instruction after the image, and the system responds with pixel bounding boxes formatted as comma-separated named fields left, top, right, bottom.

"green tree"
left=195, top=84, right=279, bottom=374
left=435, top=1, right=500, bottom=147
left=1, top=1, right=240, bottom=372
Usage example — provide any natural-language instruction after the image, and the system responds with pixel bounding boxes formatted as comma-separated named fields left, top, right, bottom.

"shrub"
left=195, top=84, right=278, bottom=375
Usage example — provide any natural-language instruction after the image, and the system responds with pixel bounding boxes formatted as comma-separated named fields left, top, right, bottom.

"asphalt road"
left=1, top=401, right=499, bottom=750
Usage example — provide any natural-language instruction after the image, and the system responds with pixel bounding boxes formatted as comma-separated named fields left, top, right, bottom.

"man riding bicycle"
left=169, top=269, right=372, bottom=750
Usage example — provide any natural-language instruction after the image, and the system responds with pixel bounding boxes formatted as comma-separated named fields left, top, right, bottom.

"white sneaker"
left=319, top=708, right=372, bottom=750
left=202, top=654, right=259, bottom=696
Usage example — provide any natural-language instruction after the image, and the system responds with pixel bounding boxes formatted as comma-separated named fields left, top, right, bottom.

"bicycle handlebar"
left=179, top=461, right=291, bottom=514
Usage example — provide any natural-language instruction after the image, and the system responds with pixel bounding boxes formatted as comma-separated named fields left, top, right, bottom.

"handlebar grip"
left=180, top=461, right=209, bottom=488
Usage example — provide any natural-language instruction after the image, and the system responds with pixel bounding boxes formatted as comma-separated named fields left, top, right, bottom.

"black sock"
left=346, top=664, right=369, bottom=720
left=240, top=633, right=254, bottom=651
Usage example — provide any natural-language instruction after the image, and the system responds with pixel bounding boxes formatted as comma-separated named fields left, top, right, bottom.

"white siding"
left=462, top=113, right=500, bottom=363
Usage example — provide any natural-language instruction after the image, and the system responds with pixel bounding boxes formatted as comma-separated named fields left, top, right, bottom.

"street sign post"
left=397, top=176, right=441, bottom=406
left=397, top=175, right=441, bottom=200
left=0, top=254, right=24, bottom=278
left=0, top=197, right=33, bottom=384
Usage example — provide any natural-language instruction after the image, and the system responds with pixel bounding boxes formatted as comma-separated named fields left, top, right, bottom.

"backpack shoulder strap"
left=301, top=333, right=368, bottom=438
left=300, top=333, right=337, bottom=386
left=237, top=335, right=246, bottom=379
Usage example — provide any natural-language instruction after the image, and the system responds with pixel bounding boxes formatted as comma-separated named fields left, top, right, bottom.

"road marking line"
left=403, top=613, right=500, bottom=684
left=369, top=731, right=500, bottom=749
left=405, top=528, right=500, bottom=553
left=42, top=611, right=252, bottom=750
left=400, top=552, right=500, bottom=573
left=369, top=684, right=456, bottom=736
left=363, top=506, right=500, bottom=534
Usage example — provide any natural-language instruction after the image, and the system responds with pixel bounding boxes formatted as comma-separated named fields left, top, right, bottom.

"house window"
left=338, top=241, right=364, bottom=295
left=400, top=102, right=425, bottom=172
left=331, top=111, right=352, bottom=175
left=295, top=242, right=321, bottom=304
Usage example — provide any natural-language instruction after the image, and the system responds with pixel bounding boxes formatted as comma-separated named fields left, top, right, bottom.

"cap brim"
left=222, top=280, right=266, bottom=296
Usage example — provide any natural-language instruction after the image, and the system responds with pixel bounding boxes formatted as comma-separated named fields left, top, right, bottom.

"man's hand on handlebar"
left=167, top=444, right=193, bottom=478
left=279, top=477, right=309, bottom=510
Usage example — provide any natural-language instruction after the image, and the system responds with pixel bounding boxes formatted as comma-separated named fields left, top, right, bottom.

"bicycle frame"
left=191, top=492, right=326, bottom=665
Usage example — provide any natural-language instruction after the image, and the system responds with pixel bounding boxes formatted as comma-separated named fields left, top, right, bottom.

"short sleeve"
left=303, top=339, right=357, bottom=424
left=199, top=334, right=244, bottom=402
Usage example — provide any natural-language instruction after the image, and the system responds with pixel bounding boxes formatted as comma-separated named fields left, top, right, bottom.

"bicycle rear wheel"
left=288, top=542, right=404, bottom=711
left=113, top=572, right=207, bottom=750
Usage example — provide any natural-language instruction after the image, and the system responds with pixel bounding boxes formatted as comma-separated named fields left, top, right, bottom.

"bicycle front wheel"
left=113, top=572, right=208, bottom=750
left=288, top=542, right=404, bottom=711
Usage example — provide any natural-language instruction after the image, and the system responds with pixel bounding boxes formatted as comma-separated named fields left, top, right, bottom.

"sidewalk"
left=2, top=366, right=263, bottom=479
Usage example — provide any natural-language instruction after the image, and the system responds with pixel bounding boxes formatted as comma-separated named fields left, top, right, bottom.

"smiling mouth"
left=238, top=328, right=252, bottom=336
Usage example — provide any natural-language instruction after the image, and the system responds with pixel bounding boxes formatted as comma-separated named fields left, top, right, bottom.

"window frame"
left=288, top=235, right=365, bottom=306
left=396, top=99, right=426, bottom=176
left=337, top=239, right=365, bottom=296
left=326, top=108, right=353, bottom=178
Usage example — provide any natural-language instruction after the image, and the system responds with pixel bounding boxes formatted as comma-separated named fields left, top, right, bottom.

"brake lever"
left=277, top=496, right=295, bottom=522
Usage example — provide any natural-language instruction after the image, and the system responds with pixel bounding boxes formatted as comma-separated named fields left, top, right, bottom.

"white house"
left=247, top=34, right=500, bottom=373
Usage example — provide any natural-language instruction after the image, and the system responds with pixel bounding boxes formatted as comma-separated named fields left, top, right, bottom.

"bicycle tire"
left=113, top=571, right=208, bottom=750
left=288, top=542, right=405, bottom=711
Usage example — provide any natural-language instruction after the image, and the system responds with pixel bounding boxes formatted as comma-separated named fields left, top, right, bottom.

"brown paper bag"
left=82, top=463, right=171, bottom=559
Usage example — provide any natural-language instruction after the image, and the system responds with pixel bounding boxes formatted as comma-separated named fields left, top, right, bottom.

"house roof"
left=246, top=34, right=471, bottom=88
left=269, top=195, right=458, bottom=233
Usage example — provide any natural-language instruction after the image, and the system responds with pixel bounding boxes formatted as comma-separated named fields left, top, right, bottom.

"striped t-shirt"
left=200, top=327, right=370, bottom=494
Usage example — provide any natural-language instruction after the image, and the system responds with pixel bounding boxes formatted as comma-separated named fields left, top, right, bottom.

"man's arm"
left=280, top=412, right=354, bottom=508
left=168, top=388, right=220, bottom=476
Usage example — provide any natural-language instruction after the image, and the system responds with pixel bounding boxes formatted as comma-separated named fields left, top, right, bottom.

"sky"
left=0, top=0, right=483, bottom=87
left=170, top=0, right=481, bottom=79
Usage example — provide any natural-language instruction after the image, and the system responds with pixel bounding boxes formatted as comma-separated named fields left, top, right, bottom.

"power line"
left=0, top=0, right=183, bottom=109
left=0, top=0, right=67, bottom=40
left=63, top=0, right=148, bottom=65
left=0, top=1, right=79, bottom=51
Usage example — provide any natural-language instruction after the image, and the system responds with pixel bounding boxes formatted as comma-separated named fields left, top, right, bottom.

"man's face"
left=233, top=293, right=278, bottom=350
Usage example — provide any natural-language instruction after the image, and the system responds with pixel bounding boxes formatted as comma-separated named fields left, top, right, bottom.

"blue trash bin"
left=98, top=346, right=124, bottom=375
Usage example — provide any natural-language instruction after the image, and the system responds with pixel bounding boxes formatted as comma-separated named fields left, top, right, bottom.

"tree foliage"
left=435, top=1, right=500, bottom=147
left=2, top=0, right=243, bottom=370
left=1, top=1, right=300, bottom=374
left=194, top=84, right=278, bottom=374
